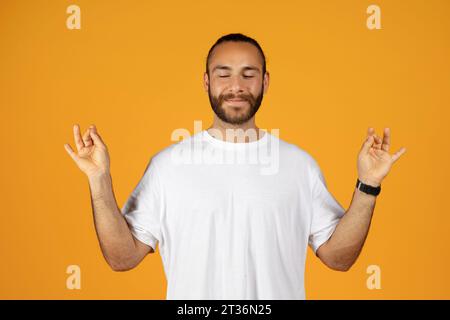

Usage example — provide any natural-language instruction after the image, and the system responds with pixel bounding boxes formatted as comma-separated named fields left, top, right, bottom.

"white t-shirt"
left=121, top=129, right=345, bottom=299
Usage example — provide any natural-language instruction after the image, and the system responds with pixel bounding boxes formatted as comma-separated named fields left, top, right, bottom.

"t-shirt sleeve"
left=121, top=157, right=162, bottom=251
left=308, top=161, right=345, bottom=255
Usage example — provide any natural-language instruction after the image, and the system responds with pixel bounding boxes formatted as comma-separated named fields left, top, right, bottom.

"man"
left=64, top=33, right=406, bottom=299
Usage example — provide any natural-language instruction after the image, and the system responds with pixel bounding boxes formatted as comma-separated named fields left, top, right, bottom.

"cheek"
left=248, top=82, right=263, bottom=95
left=209, top=82, right=226, bottom=96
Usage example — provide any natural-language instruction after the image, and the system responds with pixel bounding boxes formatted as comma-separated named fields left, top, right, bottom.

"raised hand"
left=64, top=124, right=110, bottom=178
left=357, top=127, right=406, bottom=187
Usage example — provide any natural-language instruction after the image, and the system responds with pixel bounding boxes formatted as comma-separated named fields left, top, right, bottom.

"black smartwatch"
left=356, top=178, right=381, bottom=196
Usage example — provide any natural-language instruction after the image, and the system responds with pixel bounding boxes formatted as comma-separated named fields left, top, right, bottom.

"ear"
left=203, top=72, right=209, bottom=92
left=263, top=71, right=270, bottom=94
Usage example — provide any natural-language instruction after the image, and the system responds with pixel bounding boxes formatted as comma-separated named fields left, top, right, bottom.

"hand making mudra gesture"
left=64, top=124, right=110, bottom=179
left=357, top=127, right=407, bottom=188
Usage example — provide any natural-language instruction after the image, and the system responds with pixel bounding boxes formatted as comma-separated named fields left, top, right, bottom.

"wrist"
left=88, top=170, right=111, bottom=182
left=356, top=177, right=381, bottom=197
left=357, top=176, right=381, bottom=188
left=88, top=172, right=113, bottom=199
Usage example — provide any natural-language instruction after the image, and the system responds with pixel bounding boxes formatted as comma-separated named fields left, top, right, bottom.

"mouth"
left=224, top=98, right=248, bottom=107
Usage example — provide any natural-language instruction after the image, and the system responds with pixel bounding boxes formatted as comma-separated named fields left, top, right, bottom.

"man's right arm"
left=64, top=124, right=152, bottom=272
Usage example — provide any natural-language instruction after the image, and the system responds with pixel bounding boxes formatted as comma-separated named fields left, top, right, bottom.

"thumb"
left=361, top=135, right=374, bottom=154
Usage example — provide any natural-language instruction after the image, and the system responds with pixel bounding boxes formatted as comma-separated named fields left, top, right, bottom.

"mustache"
left=220, top=93, right=255, bottom=104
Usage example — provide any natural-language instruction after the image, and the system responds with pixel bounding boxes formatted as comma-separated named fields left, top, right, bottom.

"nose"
left=227, top=75, right=245, bottom=94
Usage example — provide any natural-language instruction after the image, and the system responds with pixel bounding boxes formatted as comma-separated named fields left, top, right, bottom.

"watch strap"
left=356, top=178, right=381, bottom=196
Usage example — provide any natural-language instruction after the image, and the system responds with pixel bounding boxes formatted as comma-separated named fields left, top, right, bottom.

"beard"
left=208, top=82, right=264, bottom=125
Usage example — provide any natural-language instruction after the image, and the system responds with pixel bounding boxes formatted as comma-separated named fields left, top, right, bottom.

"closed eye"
left=218, top=75, right=254, bottom=78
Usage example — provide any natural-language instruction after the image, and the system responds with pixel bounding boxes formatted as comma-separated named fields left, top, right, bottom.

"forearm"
left=320, top=186, right=377, bottom=270
left=88, top=173, right=138, bottom=269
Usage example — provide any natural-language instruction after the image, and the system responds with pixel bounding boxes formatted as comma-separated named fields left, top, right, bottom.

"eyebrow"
left=212, top=65, right=260, bottom=73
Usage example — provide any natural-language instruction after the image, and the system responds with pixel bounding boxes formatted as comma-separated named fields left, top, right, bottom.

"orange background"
left=0, top=0, right=449, bottom=299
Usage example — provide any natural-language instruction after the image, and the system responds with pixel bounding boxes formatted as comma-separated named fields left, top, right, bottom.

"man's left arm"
left=316, top=127, right=406, bottom=272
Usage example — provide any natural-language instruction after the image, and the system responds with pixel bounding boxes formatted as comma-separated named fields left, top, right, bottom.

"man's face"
left=204, top=41, right=269, bottom=125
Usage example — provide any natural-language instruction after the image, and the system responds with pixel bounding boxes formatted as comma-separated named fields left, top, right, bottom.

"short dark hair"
left=206, top=33, right=267, bottom=76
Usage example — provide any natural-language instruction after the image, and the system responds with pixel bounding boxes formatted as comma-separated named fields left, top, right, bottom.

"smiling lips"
left=225, top=98, right=248, bottom=107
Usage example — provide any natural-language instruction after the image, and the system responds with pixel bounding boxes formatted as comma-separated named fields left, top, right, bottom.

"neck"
left=207, top=116, right=264, bottom=143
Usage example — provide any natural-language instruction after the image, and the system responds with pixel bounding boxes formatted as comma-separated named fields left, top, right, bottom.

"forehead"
left=209, top=41, right=263, bottom=71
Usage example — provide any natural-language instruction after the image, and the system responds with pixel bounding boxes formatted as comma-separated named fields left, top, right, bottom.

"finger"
left=367, top=127, right=375, bottom=138
left=64, top=143, right=79, bottom=162
left=392, top=147, right=406, bottom=163
left=361, top=134, right=375, bottom=154
left=73, top=124, right=85, bottom=152
left=82, top=126, right=94, bottom=147
left=373, top=134, right=382, bottom=149
left=382, top=127, right=390, bottom=152
left=90, top=126, right=106, bottom=148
